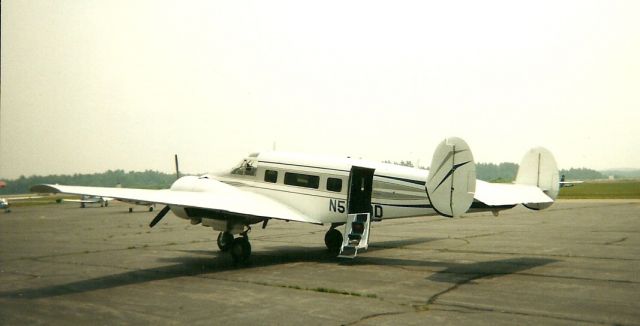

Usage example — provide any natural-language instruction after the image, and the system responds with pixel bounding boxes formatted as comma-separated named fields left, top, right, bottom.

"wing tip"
left=30, top=184, right=60, bottom=193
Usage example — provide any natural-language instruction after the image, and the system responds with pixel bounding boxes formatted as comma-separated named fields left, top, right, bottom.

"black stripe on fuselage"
left=376, top=175, right=426, bottom=186
left=373, top=202, right=433, bottom=209
left=225, top=181, right=432, bottom=208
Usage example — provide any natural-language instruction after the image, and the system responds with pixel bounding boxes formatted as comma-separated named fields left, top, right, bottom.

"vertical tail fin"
left=515, top=147, right=559, bottom=210
left=425, top=137, right=476, bottom=217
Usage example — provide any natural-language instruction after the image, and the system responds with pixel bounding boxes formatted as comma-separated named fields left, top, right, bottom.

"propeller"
left=174, top=154, right=180, bottom=179
left=149, top=205, right=171, bottom=227
left=149, top=154, right=181, bottom=228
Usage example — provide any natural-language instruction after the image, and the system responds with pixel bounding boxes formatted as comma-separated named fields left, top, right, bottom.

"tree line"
left=1, top=170, right=178, bottom=195
left=0, top=164, right=611, bottom=195
left=383, top=161, right=605, bottom=182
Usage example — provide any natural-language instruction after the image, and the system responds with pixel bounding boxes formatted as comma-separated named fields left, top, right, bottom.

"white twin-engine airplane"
left=31, top=137, right=560, bottom=262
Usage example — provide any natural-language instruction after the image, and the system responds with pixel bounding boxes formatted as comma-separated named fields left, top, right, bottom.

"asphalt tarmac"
left=1, top=200, right=639, bottom=325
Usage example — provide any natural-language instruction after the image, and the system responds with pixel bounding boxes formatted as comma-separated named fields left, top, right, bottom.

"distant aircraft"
left=559, top=174, right=584, bottom=188
left=32, top=137, right=560, bottom=262
left=118, top=198, right=156, bottom=212
left=63, top=195, right=113, bottom=208
left=63, top=186, right=155, bottom=212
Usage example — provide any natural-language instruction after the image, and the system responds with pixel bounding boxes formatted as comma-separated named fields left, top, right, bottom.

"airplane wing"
left=31, top=179, right=321, bottom=224
left=474, top=180, right=553, bottom=206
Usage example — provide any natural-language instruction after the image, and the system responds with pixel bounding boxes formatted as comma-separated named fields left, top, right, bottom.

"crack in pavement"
left=604, top=237, right=628, bottom=245
left=343, top=311, right=408, bottom=325
left=431, top=302, right=632, bottom=326
left=438, top=248, right=640, bottom=262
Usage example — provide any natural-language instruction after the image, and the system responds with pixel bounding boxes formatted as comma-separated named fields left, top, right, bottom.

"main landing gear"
left=217, top=229, right=252, bottom=263
left=217, top=225, right=344, bottom=262
left=324, top=227, right=343, bottom=253
left=216, top=231, right=234, bottom=251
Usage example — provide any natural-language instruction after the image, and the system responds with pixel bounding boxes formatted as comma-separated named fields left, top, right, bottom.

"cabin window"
left=327, top=177, right=343, bottom=192
left=264, top=170, right=278, bottom=183
left=284, top=172, right=319, bottom=189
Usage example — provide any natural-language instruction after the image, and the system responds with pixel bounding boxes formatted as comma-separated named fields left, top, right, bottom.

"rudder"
left=425, top=137, right=476, bottom=217
left=515, top=147, right=559, bottom=210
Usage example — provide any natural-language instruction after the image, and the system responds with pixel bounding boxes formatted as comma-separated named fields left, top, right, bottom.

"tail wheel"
left=217, top=232, right=234, bottom=251
left=230, top=237, right=251, bottom=263
left=324, top=228, right=343, bottom=253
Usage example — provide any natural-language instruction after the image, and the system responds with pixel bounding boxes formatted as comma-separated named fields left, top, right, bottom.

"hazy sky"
left=1, top=0, right=639, bottom=179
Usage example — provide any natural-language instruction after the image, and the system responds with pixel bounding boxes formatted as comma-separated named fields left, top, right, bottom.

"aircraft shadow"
left=351, top=256, right=556, bottom=284
left=0, top=237, right=555, bottom=299
left=425, top=257, right=556, bottom=283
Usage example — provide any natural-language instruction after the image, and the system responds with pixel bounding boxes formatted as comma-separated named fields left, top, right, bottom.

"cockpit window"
left=231, top=159, right=257, bottom=176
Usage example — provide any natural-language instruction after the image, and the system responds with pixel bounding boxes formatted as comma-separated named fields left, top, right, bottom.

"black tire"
left=217, top=232, right=234, bottom=252
left=230, top=237, right=251, bottom=263
left=324, top=228, right=343, bottom=253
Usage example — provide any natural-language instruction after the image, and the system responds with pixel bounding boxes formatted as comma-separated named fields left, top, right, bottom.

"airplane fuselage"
left=171, top=152, right=439, bottom=226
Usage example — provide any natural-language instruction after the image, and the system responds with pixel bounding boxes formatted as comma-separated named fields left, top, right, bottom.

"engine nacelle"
left=168, top=175, right=222, bottom=220
left=167, top=175, right=262, bottom=230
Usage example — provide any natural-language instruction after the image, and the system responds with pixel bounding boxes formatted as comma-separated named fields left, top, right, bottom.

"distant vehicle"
left=32, top=137, right=561, bottom=262
left=1, top=195, right=45, bottom=213
left=0, top=198, right=9, bottom=212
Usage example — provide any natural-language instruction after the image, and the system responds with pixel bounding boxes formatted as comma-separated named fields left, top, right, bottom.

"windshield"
left=230, top=159, right=257, bottom=176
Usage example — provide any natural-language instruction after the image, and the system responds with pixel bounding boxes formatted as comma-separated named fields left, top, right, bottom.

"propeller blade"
left=174, top=154, right=180, bottom=180
left=149, top=205, right=171, bottom=228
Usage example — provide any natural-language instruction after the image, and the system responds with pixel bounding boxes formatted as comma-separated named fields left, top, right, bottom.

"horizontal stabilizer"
left=474, top=180, right=553, bottom=206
